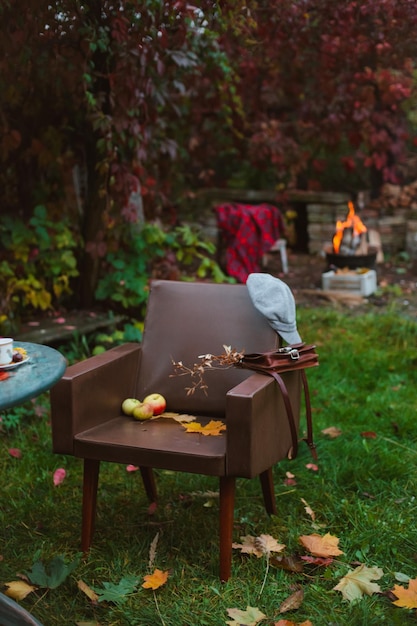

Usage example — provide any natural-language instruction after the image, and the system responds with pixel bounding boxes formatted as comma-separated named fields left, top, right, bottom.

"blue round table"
left=0, top=342, right=67, bottom=411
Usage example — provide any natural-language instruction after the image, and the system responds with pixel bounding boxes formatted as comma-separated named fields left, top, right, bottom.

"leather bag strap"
left=267, top=370, right=317, bottom=461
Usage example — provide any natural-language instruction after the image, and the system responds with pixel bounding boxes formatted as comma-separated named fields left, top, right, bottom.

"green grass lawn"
left=1, top=307, right=417, bottom=625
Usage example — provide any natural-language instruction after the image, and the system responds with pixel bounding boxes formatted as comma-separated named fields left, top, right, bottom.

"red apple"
left=142, top=393, right=166, bottom=416
left=121, top=398, right=141, bottom=416
left=132, top=402, right=154, bottom=421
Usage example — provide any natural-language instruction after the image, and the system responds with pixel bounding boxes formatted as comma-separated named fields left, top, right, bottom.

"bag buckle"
left=278, top=346, right=300, bottom=360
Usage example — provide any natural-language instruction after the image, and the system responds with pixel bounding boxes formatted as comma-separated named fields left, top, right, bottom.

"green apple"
left=142, top=393, right=166, bottom=416
left=121, top=398, right=141, bottom=416
left=132, top=402, right=154, bottom=421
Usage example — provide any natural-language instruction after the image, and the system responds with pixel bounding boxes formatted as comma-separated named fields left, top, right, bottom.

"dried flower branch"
left=170, top=345, right=244, bottom=395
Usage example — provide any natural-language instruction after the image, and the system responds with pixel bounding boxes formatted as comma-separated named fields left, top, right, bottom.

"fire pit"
left=321, top=201, right=379, bottom=296
left=325, top=247, right=378, bottom=271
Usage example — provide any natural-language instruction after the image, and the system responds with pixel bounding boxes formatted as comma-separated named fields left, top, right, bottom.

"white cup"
left=0, top=338, right=14, bottom=365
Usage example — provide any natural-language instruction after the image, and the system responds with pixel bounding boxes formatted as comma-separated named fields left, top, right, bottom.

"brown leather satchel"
left=235, top=343, right=319, bottom=460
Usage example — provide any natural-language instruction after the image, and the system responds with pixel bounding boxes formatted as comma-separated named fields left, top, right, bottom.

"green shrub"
left=0, top=205, right=79, bottom=332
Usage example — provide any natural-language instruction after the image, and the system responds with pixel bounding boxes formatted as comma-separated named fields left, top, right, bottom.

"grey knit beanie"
left=246, top=273, right=302, bottom=345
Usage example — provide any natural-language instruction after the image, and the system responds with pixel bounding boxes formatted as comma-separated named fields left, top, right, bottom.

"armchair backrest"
left=136, top=280, right=279, bottom=415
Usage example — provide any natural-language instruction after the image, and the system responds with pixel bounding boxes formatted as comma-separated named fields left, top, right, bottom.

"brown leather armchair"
left=50, top=280, right=302, bottom=581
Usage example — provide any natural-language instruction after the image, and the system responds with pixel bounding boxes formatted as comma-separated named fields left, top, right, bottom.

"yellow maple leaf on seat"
left=182, top=420, right=226, bottom=436
left=299, top=532, right=343, bottom=557
left=333, top=564, right=384, bottom=603
left=392, top=577, right=417, bottom=608
left=142, top=568, right=169, bottom=590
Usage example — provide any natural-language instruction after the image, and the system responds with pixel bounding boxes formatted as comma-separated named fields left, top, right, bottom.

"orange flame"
left=332, top=201, right=367, bottom=254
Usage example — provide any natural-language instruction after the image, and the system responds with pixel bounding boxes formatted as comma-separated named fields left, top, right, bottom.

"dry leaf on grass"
left=226, top=605, right=267, bottom=625
left=391, top=577, right=417, bottom=608
left=142, top=568, right=169, bottom=590
left=333, top=564, right=384, bottom=603
left=182, top=420, right=226, bottom=436
left=321, top=426, right=342, bottom=438
left=279, top=587, right=304, bottom=613
left=233, top=534, right=285, bottom=558
left=4, top=580, right=36, bottom=600
left=301, top=498, right=315, bottom=521
left=299, top=532, right=343, bottom=557
left=77, top=579, right=99, bottom=604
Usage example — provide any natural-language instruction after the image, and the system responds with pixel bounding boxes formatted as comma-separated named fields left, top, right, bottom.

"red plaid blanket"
left=215, top=203, right=285, bottom=283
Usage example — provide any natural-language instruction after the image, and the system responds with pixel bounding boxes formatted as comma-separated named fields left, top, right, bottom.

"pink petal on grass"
left=53, top=468, right=66, bottom=486
left=8, top=448, right=22, bottom=459
left=306, top=463, right=319, bottom=472
left=126, top=464, right=139, bottom=472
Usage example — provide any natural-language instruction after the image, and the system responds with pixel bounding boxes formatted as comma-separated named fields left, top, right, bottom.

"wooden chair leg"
left=140, top=466, right=158, bottom=502
left=219, top=476, right=236, bottom=582
left=259, top=468, right=277, bottom=516
left=81, top=458, right=100, bottom=553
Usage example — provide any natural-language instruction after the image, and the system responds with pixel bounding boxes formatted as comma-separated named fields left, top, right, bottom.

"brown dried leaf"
left=77, top=579, right=99, bottom=604
left=279, top=588, right=304, bottom=613
left=299, top=532, right=343, bottom=557
left=159, top=412, right=196, bottom=423
left=301, top=498, right=316, bottom=521
left=321, top=426, right=342, bottom=438
left=233, top=534, right=285, bottom=558
left=270, top=555, right=304, bottom=573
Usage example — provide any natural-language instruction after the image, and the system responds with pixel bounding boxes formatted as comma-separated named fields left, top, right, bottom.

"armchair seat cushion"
left=74, top=415, right=226, bottom=475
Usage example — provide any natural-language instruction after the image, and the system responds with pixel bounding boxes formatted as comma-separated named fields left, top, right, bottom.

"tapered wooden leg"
left=140, top=466, right=158, bottom=502
left=259, top=467, right=277, bottom=516
left=81, top=458, right=100, bottom=553
left=219, top=476, right=236, bottom=582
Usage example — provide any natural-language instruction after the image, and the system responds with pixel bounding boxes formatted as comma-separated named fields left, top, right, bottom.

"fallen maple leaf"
left=142, top=568, right=169, bottom=590
left=321, top=426, right=342, bottom=438
left=4, top=580, right=36, bottom=600
left=182, top=420, right=226, bottom=436
left=299, top=532, right=343, bottom=557
left=391, top=577, right=417, bottom=608
left=53, top=468, right=66, bottom=486
left=233, top=534, right=285, bottom=558
left=333, top=564, right=384, bottom=603
left=226, top=606, right=266, bottom=625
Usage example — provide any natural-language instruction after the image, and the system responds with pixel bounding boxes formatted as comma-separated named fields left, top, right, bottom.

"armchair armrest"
left=225, top=370, right=301, bottom=478
left=50, top=343, right=141, bottom=455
